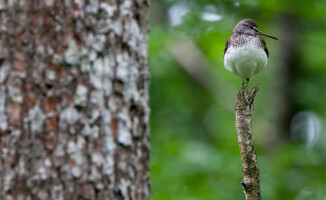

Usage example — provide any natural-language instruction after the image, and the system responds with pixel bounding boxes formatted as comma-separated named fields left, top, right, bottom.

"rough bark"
left=0, top=0, right=150, bottom=199
left=235, top=81, right=261, bottom=200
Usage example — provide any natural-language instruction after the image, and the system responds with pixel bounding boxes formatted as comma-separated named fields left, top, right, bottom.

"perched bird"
left=224, top=19, right=278, bottom=81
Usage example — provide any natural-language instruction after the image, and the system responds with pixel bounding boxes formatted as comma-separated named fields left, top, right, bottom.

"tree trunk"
left=0, top=0, right=150, bottom=199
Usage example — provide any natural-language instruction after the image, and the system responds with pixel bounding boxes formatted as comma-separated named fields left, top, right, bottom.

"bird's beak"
left=254, top=27, right=278, bottom=40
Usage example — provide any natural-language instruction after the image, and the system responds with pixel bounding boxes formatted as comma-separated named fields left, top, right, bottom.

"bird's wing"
left=259, top=36, right=269, bottom=57
left=224, top=37, right=230, bottom=57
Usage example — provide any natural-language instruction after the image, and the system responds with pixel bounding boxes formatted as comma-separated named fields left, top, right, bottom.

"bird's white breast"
left=224, top=41, right=267, bottom=79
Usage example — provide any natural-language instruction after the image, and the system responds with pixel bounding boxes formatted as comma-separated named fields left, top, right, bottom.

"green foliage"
left=149, top=0, right=326, bottom=199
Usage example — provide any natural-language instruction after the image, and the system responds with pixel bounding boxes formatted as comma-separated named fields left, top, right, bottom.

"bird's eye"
left=250, top=26, right=253, bottom=29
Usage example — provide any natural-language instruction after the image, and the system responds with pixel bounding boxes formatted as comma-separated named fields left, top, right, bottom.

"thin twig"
left=235, top=81, right=261, bottom=200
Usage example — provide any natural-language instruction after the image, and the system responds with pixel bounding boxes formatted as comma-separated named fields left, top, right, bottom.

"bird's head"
left=233, top=19, right=278, bottom=40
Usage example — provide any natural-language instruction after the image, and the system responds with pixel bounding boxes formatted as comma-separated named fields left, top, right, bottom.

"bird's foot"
left=242, top=78, right=250, bottom=87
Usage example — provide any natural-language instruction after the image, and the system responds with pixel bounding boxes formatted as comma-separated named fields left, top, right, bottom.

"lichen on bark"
left=0, top=0, right=150, bottom=199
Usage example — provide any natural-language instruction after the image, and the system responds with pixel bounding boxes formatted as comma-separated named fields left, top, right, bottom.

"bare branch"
left=235, top=81, right=261, bottom=200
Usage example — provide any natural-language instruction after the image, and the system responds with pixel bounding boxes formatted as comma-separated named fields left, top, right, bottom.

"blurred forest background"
left=148, top=0, right=326, bottom=199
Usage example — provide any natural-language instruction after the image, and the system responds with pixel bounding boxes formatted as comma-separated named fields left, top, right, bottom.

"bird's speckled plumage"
left=224, top=34, right=269, bottom=57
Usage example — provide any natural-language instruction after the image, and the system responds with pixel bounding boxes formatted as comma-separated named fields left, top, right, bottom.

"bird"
left=224, top=19, right=278, bottom=82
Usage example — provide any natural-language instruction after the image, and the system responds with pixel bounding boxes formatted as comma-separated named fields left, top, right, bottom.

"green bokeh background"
left=149, top=0, right=326, bottom=199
